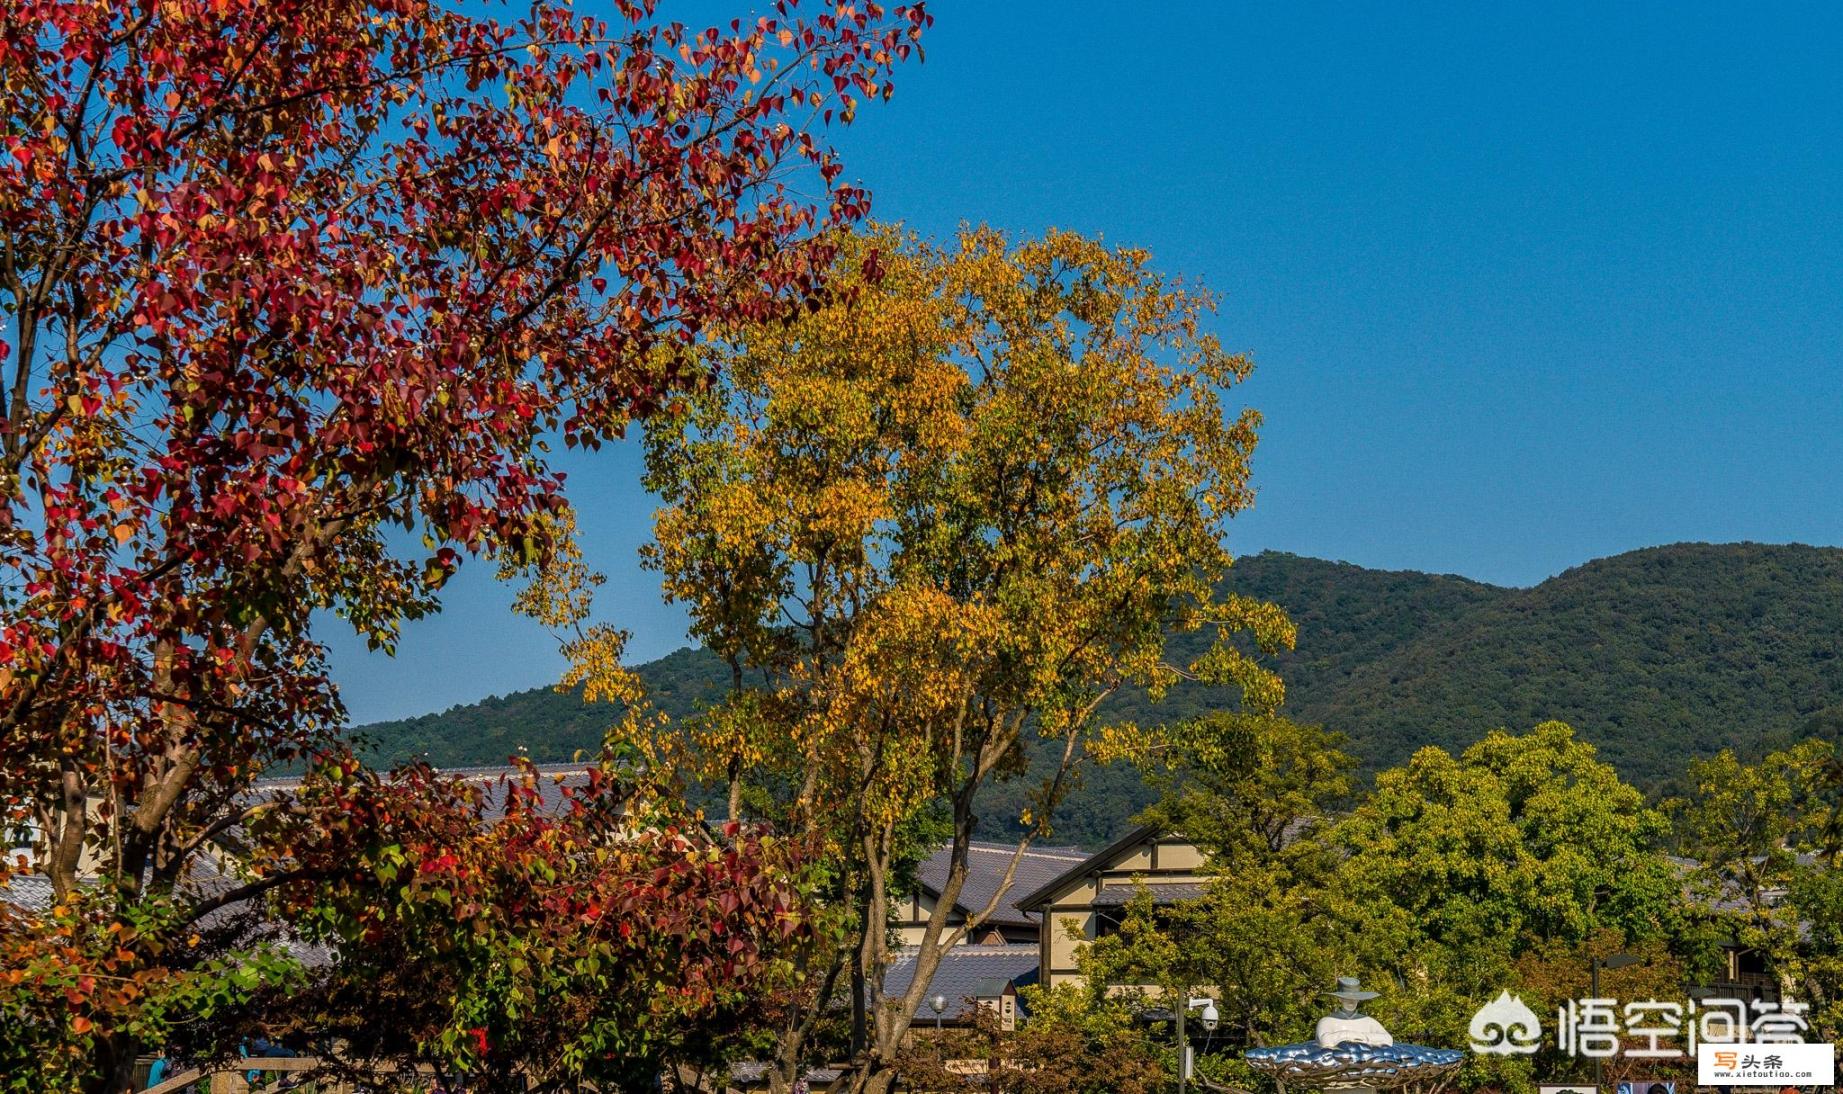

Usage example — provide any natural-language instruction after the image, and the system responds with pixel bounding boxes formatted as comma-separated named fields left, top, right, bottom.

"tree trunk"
left=89, top=1032, right=140, bottom=1094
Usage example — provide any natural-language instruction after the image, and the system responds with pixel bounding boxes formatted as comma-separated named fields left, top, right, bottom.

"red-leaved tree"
left=235, top=760, right=818, bottom=1092
left=0, top=1, right=925, bottom=1089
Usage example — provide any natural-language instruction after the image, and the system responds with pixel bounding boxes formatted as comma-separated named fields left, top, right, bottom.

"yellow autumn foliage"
left=630, top=223, right=1293, bottom=843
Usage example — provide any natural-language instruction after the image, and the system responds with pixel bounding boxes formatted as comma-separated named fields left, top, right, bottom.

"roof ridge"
left=890, top=942, right=1039, bottom=956
left=1009, top=822, right=1166, bottom=913
left=964, top=842, right=1088, bottom=859
left=252, top=762, right=590, bottom=786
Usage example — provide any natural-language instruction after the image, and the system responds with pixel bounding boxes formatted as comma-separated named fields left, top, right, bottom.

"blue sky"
left=325, top=1, right=1843, bottom=724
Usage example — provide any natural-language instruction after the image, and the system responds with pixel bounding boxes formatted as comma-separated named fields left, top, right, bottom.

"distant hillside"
left=1311, top=542, right=1843, bottom=785
left=352, top=543, right=1843, bottom=844
left=973, top=551, right=1515, bottom=843
left=1106, top=551, right=1510, bottom=729
left=351, top=646, right=725, bottom=768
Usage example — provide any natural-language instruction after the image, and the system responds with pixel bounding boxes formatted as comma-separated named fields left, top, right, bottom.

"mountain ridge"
left=1311, top=540, right=1843, bottom=782
left=350, top=541, right=1843, bottom=844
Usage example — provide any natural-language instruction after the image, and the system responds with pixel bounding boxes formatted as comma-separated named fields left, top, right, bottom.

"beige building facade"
left=1012, top=824, right=1210, bottom=990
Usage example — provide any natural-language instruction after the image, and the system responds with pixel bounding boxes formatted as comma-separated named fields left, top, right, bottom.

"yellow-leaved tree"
left=636, top=224, right=1293, bottom=1093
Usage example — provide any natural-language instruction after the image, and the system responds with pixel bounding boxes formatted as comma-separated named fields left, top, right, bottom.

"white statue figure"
left=1315, top=977, right=1393, bottom=1049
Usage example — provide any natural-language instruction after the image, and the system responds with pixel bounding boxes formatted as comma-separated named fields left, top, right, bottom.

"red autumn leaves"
left=1, top=1, right=926, bottom=1089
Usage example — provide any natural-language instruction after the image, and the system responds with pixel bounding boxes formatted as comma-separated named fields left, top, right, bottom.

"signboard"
left=1698, top=1043, right=1836, bottom=1086
left=1539, top=1085, right=1597, bottom=1094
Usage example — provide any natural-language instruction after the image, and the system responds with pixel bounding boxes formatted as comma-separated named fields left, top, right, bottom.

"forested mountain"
left=1311, top=543, right=1843, bottom=785
left=353, top=542, right=1843, bottom=844
left=350, top=646, right=725, bottom=771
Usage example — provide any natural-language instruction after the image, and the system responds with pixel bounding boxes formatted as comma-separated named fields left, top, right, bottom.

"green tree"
left=1130, top=712, right=1353, bottom=867
left=1092, top=714, right=1355, bottom=1051
left=1323, top=723, right=1683, bottom=1086
left=1670, top=740, right=1843, bottom=1039
left=1783, top=866, right=1843, bottom=1041
left=1333, top=722, right=1678, bottom=955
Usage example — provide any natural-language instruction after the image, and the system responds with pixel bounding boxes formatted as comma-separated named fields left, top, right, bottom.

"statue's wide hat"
left=1324, top=976, right=1381, bottom=1002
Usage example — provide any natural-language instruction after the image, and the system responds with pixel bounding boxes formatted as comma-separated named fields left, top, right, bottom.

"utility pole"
left=1177, top=1001, right=1187, bottom=1094
left=1591, top=952, right=1641, bottom=1090
left=1175, top=996, right=1217, bottom=1094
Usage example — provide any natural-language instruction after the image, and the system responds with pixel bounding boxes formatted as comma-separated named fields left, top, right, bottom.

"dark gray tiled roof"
left=251, top=763, right=597, bottom=821
left=0, top=862, right=332, bottom=968
left=0, top=861, right=237, bottom=914
left=0, top=874, right=53, bottom=912
left=1091, top=881, right=1209, bottom=906
left=277, top=936, right=335, bottom=967
left=914, top=841, right=1088, bottom=928
left=1012, top=823, right=1163, bottom=912
left=1667, top=853, right=1797, bottom=915
left=881, top=943, right=1039, bottom=1020
left=728, top=1061, right=844, bottom=1087
left=1011, top=818, right=1313, bottom=912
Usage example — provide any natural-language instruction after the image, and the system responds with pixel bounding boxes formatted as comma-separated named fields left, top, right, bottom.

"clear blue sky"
left=325, top=1, right=1843, bottom=724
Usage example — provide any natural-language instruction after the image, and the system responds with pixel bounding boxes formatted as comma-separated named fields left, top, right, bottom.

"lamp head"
left=929, top=993, right=948, bottom=1015
left=1603, top=953, right=1642, bottom=971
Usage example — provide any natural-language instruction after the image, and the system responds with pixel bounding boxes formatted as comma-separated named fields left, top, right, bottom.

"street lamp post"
left=929, top=993, right=948, bottom=1036
left=1175, top=996, right=1219, bottom=1094
left=1590, top=952, right=1641, bottom=1090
